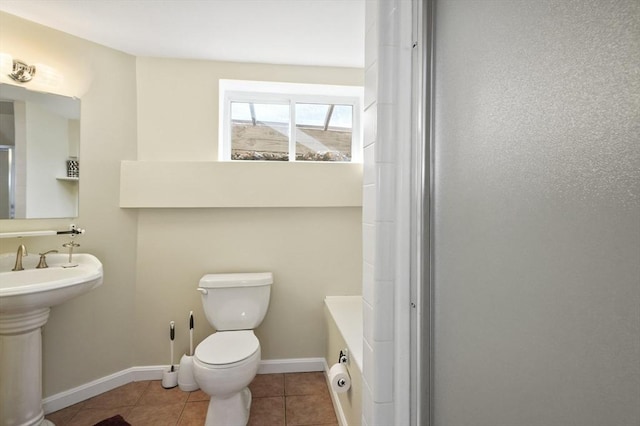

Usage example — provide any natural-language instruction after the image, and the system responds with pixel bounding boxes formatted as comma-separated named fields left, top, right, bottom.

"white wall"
left=361, top=0, right=414, bottom=424
left=432, top=0, right=640, bottom=424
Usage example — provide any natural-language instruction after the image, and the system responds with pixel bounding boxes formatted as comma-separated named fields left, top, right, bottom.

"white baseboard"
left=257, top=357, right=325, bottom=374
left=324, top=359, right=349, bottom=426
left=43, top=358, right=326, bottom=414
left=42, top=365, right=166, bottom=414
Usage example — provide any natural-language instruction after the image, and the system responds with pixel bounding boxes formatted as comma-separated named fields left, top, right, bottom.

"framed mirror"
left=0, top=83, right=80, bottom=219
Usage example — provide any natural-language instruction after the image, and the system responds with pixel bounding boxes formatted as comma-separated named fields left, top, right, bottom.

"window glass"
left=221, top=80, right=362, bottom=162
left=231, top=102, right=252, bottom=121
left=296, top=103, right=330, bottom=127
left=329, top=105, right=353, bottom=129
left=231, top=102, right=290, bottom=161
left=295, top=103, right=352, bottom=162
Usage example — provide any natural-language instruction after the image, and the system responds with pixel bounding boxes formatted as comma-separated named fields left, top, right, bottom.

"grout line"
left=133, top=380, right=152, bottom=407
left=175, top=399, right=186, bottom=426
left=284, top=394, right=288, bottom=426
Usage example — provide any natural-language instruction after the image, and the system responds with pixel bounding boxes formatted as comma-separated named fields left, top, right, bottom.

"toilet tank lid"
left=199, top=272, right=273, bottom=288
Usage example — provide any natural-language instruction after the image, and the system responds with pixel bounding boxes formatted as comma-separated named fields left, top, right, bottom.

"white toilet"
left=192, top=272, right=272, bottom=426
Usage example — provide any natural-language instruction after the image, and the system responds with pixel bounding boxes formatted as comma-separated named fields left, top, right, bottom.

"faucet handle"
left=36, top=250, right=59, bottom=269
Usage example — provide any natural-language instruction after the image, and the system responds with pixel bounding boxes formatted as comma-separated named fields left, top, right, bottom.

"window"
left=220, top=80, right=363, bottom=162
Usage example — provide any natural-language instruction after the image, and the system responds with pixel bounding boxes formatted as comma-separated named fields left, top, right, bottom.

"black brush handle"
left=189, top=313, right=194, bottom=330
left=170, top=323, right=175, bottom=340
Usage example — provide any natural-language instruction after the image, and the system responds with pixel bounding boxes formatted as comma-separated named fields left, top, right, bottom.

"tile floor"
left=45, top=372, right=338, bottom=426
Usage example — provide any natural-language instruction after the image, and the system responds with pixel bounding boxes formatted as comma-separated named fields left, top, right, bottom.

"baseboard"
left=324, top=359, right=349, bottom=426
left=42, top=365, right=166, bottom=414
left=43, top=358, right=326, bottom=414
left=257, top=357, right=325, bottom=374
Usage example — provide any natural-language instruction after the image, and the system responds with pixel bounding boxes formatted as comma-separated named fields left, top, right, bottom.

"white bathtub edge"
left=324, top=295, right=363, bottom=370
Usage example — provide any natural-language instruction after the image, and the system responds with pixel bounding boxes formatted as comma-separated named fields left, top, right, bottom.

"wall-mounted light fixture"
left=9, top=59, right=36, bottom=83
left=0, top=53, right=63, bottom=86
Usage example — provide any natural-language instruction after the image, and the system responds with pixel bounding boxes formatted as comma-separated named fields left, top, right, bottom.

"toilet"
left=192, top=272, right=272, bottom=426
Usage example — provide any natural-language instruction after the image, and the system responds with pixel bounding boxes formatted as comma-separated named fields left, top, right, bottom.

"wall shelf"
left=119, top=161, right=363, bottom=208
left=56, top=176, right=79, bottom=182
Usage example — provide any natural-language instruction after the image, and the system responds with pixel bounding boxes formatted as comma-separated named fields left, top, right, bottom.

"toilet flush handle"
left=197, top=288, right=208, bottom=295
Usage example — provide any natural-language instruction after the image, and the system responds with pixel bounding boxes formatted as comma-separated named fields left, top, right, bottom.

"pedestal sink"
left=0, top=252, right=103, bottom=426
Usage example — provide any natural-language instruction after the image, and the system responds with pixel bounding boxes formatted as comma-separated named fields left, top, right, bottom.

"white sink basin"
left=0, top=252, right=103, bottom=314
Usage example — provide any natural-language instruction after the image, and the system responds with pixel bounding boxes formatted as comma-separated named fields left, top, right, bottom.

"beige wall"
left=0, top=12, right=138, bottom=396
left=135, top=56, right=363, bottom=160
left=1, top=11, right=363, bottom=397
left=133, top=57, right=363, bottom=364
left=135, top=207, right=362, bottom=364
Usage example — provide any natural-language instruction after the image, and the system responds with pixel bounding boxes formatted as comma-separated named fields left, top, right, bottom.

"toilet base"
left=205, top=387, right=252, bottom=426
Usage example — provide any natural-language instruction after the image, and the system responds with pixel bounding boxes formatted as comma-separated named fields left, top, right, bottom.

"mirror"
left=0, top=83, right=80, bottom=219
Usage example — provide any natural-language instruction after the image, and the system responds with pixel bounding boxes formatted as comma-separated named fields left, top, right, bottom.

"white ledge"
left=120, top=161, right=362, bottom=208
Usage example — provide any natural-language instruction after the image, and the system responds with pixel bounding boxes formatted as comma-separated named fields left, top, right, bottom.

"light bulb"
left=0, top=53, right=13, bottom=76
left=34, top=63, right=63, bottom=87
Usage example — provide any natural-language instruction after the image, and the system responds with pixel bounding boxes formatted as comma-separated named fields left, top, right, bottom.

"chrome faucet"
left=12, top=244, right=27, bottom=271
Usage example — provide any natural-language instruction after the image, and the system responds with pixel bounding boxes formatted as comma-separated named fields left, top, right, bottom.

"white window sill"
left=119, top=160, right=362, bottom=208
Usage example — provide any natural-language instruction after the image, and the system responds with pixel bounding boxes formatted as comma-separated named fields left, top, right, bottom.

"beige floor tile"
left=45, top=402, right=85, bottom=425
left=67, top=407, right=132, bottom=426
left=82, top=381, right=150, bottom=409
left=137, top=380, right=189, bottom=406
left=248, top=396, right=285, bottom=426
left=285, top=372, right=328, bottom=396
left=45, top=371, right=338, bottom=426
left=250, top=373, right=285, bottom=398
left=187, top=389, right=209, bottom=402
left=178, top=401, right=209, bottom=426
left=285, top=393, right=337, bottom=426
left=126, top=402, right=184, bottom=426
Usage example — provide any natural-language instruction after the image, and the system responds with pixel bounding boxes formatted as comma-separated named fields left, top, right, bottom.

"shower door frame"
left=409, top=0, right=435, bottom=425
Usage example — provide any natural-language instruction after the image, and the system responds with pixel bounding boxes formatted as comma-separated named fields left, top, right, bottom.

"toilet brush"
left=162, top=321, right=178, bottom=389
left=190, top=312, right=194, bottom=356
left=170, top=321, right=175, bottom=372
left=178, top=311, right=199, bottom=391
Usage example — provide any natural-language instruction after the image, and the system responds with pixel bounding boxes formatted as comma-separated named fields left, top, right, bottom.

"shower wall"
left=432, top=1, right=640, bottom=425
left=362, top=0, right=414, bottom=424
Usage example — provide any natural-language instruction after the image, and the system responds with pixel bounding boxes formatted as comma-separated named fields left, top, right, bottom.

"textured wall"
left=433, top=0, right=640, bottom=424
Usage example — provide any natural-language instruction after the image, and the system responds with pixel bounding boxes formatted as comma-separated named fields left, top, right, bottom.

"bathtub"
left=324, top=296, right=363, bottom=426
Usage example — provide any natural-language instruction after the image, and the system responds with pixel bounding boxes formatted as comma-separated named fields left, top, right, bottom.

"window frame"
left=219, top=80, right=363, bottom=163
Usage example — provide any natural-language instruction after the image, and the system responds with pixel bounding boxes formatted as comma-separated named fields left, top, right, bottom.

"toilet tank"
left=198, top=272, right=272, bottom=331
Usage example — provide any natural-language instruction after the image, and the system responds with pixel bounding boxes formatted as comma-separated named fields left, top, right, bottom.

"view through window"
left=220, top=80, right=363, bottom=162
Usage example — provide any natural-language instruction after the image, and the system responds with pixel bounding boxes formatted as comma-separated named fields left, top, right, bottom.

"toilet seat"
left=195, top=330, right=259, bottom=367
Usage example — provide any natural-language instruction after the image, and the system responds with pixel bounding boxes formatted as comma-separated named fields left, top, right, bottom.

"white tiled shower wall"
left=362, top=0, right=413, bottom=425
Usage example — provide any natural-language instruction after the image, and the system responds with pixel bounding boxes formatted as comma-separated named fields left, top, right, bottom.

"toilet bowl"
left=193, top=273, right=272, bottom=426
left=193, top=331, right=261, bottom=426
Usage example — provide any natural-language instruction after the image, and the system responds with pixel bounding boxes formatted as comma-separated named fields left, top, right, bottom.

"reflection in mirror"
left=0, top=83, right=80, bottom=219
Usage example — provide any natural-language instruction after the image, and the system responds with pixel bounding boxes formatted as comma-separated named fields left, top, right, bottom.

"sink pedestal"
left=0, top=308, right=53, bottom=426
left=0, top=252, right=103, bottom=426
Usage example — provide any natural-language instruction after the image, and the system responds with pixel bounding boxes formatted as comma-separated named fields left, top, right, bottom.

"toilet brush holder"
left=162, top=367, right=179, bottom=389
left=178, top=354, right=199, bottom=391
left=162, top=321, right=178, bottom=388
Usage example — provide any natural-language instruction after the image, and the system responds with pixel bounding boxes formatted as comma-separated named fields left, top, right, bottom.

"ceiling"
left=0, top=0, right=365, bottom=68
